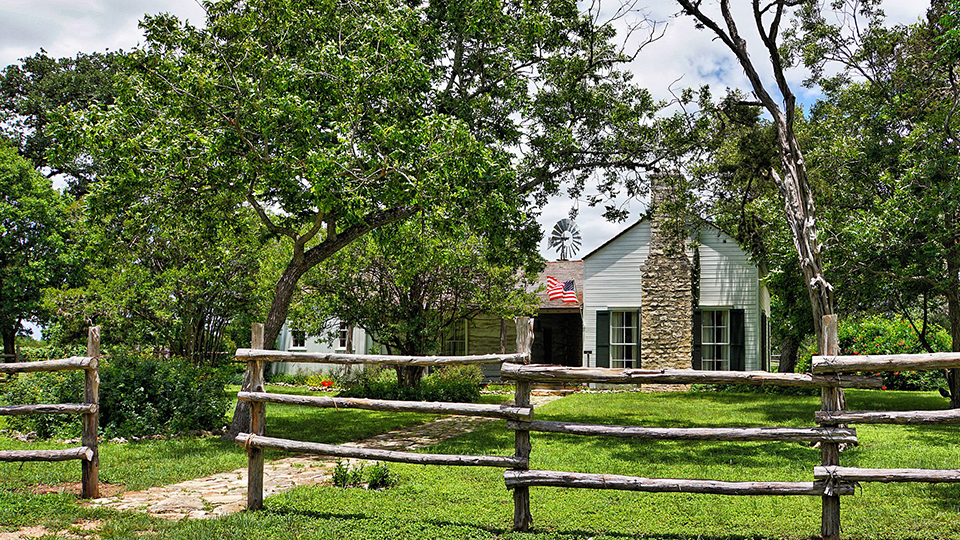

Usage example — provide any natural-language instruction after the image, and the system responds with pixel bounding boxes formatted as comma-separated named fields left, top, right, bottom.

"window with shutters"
left=700, top=310, right=729, bottom=370
left=610, top=311, right=639, bottom=368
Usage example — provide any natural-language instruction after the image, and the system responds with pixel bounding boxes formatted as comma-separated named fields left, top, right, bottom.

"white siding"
left=696, top=227, right=761, bottom=370
left=270, top=322, right=370, bottom=376
left=583, top=219, right=765, bottom=370
left=583, top=221, right=651, bottom=367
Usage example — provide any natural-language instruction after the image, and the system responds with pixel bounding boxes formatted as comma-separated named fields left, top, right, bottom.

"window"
left=442, top=321, right=468, bottom=356
left=610, top=311, right=639, bottom=368
left=338, top=322, right=349, bottom=349
left=291, top=329, right=306, bottom=350
left=701, top=310, right=729, bottom=370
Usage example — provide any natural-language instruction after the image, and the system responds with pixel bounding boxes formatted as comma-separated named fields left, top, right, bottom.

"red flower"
left=320, top=380, right=334, bottom=388
left=881, top=386, right=887, bottom=390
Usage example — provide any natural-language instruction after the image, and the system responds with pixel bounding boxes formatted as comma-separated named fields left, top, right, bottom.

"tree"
left=688, top=91, right=815, bottom=373
left=676, top=0, right=835, bottom=347
left=790, top=0, right=960, bottom=404
left=292, top=212, right=539, bottom=386
left=62, top=0, right=667, bottom=355
left=0, top=51, right=120, bottom=196
left=0, top=141, right=72, bottom=358
left=46, top=200, right=266, bottom=365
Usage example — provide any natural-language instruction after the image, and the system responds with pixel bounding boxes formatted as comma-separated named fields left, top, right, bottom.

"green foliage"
left=0, top=141, right=74, bottom=356
left=332, top=459, right=365, bottom=488
left=797, top=314, right=950, bottom=391
left=98, top=351, right=229, bottom=437
left=365, top=462, right=397, bottom=490
left=0, top=370, right=83, bottom=438
left=1, top=351, right=229, bottom=438
left=295, top=213, right=539, bottom=364
left=0, top=51, right=120, bottom=196
left=339, top=365, right=482, bottom=402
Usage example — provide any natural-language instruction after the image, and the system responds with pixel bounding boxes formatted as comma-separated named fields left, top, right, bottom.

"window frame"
left=291, top=329, right=306, bottom=350
left=442, top=320, right=469, bottom=356
left=609, top=310, right=639, bottom=369
left=700, top=309, right=730, bottom=370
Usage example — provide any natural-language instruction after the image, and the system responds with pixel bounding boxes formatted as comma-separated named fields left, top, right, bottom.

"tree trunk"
left=394, top=366, right=427, bottom=388
left=262, top=261, right=310, bottom=352
left=1, top=323, right=15, bottom=361
left=777, top=333, right=800, bottom=373
left=945, top=254, right=960, bottom=408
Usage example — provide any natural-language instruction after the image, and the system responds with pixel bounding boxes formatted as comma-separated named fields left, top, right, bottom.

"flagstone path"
left=84, top=394, right=564, bottom=521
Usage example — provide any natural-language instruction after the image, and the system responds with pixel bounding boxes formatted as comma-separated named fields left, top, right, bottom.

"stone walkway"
left=85, top=394, right=563, bottom=521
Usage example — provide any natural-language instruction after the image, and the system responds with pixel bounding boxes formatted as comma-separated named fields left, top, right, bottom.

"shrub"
left=98, top=350, right=229, bottom=437
left=366, top=462, right=397, bottom=490
left=1, top=370, right=84, bottom=438
left=338, top=365, right=482, bottom=402
left=332, top=459, right=365, bottom=488
left=332, top=459, right=396, bottom=489
left=797, top=314, right=950, bottom=391
left=1, top=350, right=229, bottom=439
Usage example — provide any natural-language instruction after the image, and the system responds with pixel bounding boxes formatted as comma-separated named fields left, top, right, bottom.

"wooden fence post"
left=512, top=316, right=534, bottom=531
left=820, top=315, right=841, bottom=540
left=81, top=326, right=100, bottom=499
left=248, top=323, right=266, bottom=510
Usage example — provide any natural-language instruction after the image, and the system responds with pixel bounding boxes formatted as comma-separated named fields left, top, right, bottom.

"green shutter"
left=730, top=308, right=745, bottom=371
left=596, top=311, right=610, bottom=368
left=692, top=309, right=702, bottom=370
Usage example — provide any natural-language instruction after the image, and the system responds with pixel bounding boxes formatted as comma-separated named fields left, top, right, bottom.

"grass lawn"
left=2, top=388, right=959, bottom=539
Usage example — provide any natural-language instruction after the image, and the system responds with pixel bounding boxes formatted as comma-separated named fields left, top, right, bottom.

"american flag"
left=546, top=276, right=578, bottom=303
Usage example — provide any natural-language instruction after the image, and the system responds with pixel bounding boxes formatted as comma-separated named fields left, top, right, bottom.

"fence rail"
left=505, top=420, right=858, bottom=443
left=504, top=470, right=857, bottom=496
left=236, top=433, right=526, bottom=468
left=0, top=356, right=96, bottom=374
left=816, top=409, right=960, bottom=425
left=500, top=363, right=882, bottom=388
left=812, top=351, right=960, bottom=373
left=235, top=348, right=526, bottom=366
left=815, top=466, right=960, bottom=484
left=237, top=391, right=532, bottom=420
left=0, top=327, right=100, bottom=498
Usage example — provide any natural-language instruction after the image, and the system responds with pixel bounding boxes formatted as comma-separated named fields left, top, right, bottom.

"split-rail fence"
left=234, top=321, right=535, bottom=510
left=234, top=316, right=960, bottom=540
left=0, top=326, right=100, bottom=498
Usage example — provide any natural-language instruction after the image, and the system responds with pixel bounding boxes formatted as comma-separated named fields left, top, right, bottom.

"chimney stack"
left=640, top=173, right=694, bottom=371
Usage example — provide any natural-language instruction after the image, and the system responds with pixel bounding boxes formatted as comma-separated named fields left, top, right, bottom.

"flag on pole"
left=546, top=277, right=578, bottom=303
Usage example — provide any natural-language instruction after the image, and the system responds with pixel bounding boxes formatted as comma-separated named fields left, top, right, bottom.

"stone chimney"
left=640, top=173, right=694, bottom=370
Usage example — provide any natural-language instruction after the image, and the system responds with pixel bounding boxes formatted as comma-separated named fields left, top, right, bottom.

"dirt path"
left=84, top=394, right=564, bottom=521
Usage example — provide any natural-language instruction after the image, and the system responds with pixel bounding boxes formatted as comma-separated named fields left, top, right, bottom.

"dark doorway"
left=532, top=312, right=582, bottom=367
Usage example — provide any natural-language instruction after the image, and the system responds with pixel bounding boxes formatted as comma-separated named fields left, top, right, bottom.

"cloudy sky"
left=0, top=0, right=927, bottom=261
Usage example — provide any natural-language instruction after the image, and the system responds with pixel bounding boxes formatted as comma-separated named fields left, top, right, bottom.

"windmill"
left=548, top=219, right=582, bottom=260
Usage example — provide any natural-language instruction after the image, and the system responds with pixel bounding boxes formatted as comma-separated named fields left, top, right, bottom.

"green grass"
left=3, top=389, right=960, bottom=538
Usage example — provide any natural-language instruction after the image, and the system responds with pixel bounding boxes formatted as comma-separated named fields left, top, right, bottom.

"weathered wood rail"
left=0, top=327, right=100, bottom=498
left=500, top=314, right=863, bottom=539
left=809, top=316, right=960, bottom=537
left=235, top=320, right=533, bottom=511
left=505, top=470, right=856, bottom=496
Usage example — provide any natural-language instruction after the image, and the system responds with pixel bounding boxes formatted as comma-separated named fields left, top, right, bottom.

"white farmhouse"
left=580, top=214, right=771, bottom=371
